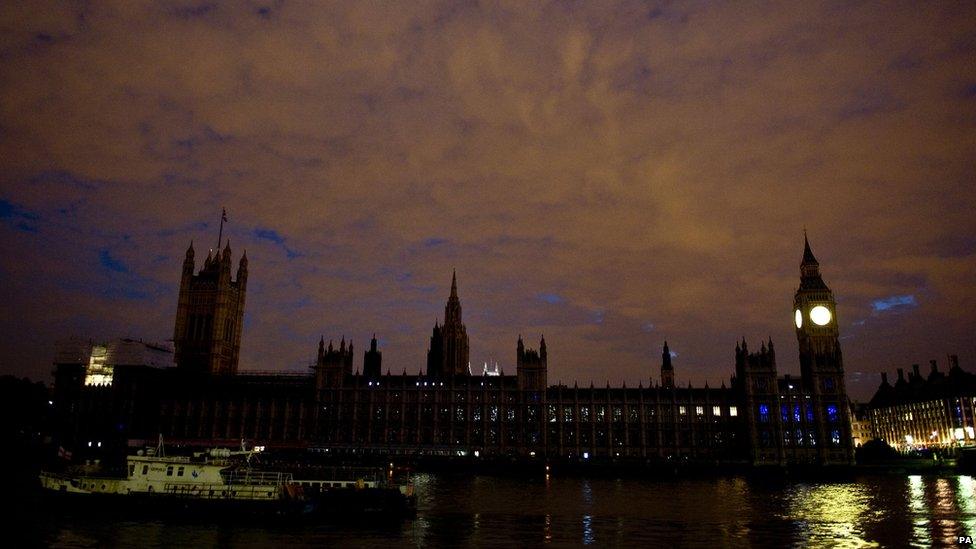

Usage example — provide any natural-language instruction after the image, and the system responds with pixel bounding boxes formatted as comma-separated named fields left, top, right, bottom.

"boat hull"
left=39, top=483, right=415, bottom=519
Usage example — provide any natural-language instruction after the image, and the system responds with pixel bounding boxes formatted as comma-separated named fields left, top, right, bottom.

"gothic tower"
left=173, top=240, right=247, bottom=375
left=792, top=233, right=854, bottom=464
left=427, top=270, right=470, bottom=377
left=516, top=334, right=548, bottom=391
left=734, top=337, right=783, bottom=464
left=314, top=336, right=354, bottom=390
left=660, top=341, right=675, bottom=389
left=363, top=334, right=382, bottom=380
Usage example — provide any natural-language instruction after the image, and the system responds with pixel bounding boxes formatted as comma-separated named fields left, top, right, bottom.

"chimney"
left=912, top=364, right=921, bottom=379
left=897, top=368, right=905, bottom=382
left=881, top=372, right=888, bottom=385
left=949, top=355, right=960, bottom=370
left=930, top=359, right=938, bottom=374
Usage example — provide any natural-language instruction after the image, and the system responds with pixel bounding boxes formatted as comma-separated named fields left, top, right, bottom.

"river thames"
left=21, top=473, right=976, bottom=547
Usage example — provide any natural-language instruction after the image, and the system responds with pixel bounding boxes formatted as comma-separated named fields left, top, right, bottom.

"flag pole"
left=217, top=208, right=226, bottom=250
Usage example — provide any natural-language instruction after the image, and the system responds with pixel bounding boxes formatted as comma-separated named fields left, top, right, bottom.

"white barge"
left=39, top=441, right=416, bottom=516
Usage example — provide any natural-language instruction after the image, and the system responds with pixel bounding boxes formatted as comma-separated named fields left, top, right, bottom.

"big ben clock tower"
left=792, top=233, right=854, bottom=464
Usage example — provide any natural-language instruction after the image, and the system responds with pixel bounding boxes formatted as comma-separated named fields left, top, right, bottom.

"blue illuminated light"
left=827, top=404, right=839, bottom=422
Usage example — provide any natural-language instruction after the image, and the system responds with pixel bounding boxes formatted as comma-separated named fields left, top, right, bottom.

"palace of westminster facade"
left=53, top=237, right=855, bottom=465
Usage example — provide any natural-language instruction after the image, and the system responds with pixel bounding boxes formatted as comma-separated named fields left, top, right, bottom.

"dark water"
left=20, top=473, right=976, bottom=547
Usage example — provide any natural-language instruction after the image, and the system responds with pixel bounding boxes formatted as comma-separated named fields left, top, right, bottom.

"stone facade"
left=173, top=241, right=247, bottom=375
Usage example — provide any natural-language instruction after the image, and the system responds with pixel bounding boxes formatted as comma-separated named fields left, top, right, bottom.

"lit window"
left=758, top=404, right=770, bottom=423
left=695, top=406, right=704, bottom=416
left=712, top=406, right=721, bottom=416
left=83, top=346, right=114, bottom=386
left=729, top=406, right=738, bottom=417
left=827, top=404, right=839, bottom=422
left=679, top=406, right=687, bottom=415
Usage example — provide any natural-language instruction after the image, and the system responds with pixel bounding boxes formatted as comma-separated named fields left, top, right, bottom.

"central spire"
left=445, top=269, right=462, bottom=325
left=431, top=268, right=469, bottom=377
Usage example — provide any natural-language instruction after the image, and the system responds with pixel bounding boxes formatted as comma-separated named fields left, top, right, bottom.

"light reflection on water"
left=909, top=474, right=930, bottom=546
left=22, top=474, right=976, bottom=547
left=783, top=482, right=876, bottom=547
left=959, top=476, right=976, bottom=541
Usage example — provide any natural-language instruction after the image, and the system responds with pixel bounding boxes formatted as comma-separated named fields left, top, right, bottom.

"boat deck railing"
left=220, top=470, right=294, bottom=486
left=162, top=482, right=280, bottom=500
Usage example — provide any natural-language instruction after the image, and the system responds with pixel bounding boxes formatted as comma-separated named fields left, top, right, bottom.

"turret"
left=363, top=334, right=382, bottom=379
left=661, top=341, right=674, bottom=389
left=183, top=241, right=195, bottom=275
left=237, top=250, right=248, bottom=286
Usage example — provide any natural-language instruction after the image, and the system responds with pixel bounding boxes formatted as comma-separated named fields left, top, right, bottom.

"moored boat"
left=39, top=439, right=416, bottom=517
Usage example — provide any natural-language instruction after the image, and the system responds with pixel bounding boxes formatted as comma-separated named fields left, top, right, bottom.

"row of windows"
left=549, top=404, right=738, bottom=422
left=757, top=403, right=839, bottom=423
left=322, top=404, right=740, bottom=424
left=324, top=389, right=735, bottom=405
left=757, top=428, right=842, bottom=447
left=126, top=463, right=186, bottom=477
left=319, top=426, right=740, bottom=448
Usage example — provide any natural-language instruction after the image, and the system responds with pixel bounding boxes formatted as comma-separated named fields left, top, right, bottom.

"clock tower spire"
left=792, top=233, right=853, bottom=464
left=794, top=233, right=838, bottom=357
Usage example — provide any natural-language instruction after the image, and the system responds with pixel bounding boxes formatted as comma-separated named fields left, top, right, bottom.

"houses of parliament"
left=52, top=236, right=855, bottom=466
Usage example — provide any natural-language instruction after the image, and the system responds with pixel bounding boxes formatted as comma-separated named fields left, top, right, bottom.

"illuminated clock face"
left=794, top=309, right=803, bottom=328
left=810, top=305, right=832, bottom=326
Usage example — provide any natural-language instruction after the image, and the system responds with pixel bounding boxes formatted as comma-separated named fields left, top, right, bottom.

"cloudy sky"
left=1, top=1, right=974, bottom=400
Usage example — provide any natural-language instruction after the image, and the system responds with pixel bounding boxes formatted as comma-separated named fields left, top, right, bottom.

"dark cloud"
left=1, top=1, right=975, bottom=399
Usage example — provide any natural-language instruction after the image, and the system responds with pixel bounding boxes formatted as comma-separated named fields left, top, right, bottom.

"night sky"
left=1, top=2, right=974, bottom=401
